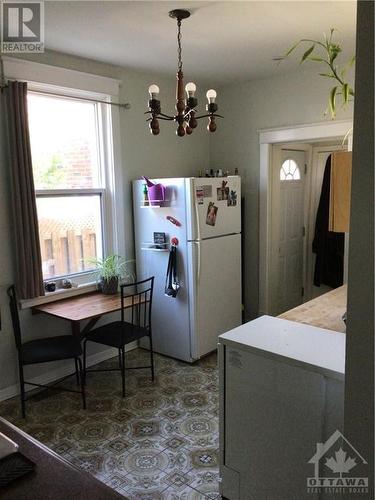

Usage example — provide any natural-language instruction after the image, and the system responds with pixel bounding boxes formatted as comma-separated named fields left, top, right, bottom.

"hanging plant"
left=275, top=29, right=355, bottom=119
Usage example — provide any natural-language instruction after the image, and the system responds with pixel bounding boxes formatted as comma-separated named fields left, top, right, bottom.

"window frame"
left=28, top=86, right=118, bottom=284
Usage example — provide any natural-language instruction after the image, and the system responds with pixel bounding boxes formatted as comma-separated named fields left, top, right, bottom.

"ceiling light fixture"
left=146, top=9, right=222, bottom=137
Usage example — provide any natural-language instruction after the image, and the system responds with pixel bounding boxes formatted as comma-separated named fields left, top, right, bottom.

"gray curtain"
left=6, top=81, right=44, bottom=299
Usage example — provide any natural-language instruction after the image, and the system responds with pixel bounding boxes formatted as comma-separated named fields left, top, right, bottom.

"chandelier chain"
left=177, top=19, right=182, bottom=71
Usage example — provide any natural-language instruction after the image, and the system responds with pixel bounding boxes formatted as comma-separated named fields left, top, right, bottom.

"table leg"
left=71, top=321, right=81, bottom=338
left=80, top=317, right=101, bottom=338
left=71, top=317, right=101, bottom=339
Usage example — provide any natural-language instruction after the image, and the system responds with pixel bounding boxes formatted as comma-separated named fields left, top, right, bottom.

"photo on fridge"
left=206, top=202, right=218, bottom=226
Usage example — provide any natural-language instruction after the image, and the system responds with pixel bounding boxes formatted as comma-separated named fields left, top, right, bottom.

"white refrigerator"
left=132, top=176, right=242, bottom=362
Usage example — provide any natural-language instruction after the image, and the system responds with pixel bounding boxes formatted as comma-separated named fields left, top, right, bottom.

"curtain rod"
left=27, top=88, right=131, bottom=109
left=1, top=83, right=131, bottom=109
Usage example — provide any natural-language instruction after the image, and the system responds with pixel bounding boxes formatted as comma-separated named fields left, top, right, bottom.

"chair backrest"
left=7, top=285, right=22, bottom=350
left=120, top=277, right=154, bottom=331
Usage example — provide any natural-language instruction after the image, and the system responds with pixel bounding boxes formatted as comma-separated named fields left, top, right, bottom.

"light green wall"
left=210, top=68, right=354, bottom=319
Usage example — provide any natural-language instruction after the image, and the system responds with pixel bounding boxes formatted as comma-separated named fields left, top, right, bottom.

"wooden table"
left=278, top=285, right=347, bottom=333
left=0, top=417, right=124, bottom=499
left=33, top=292, right=143, bottom=338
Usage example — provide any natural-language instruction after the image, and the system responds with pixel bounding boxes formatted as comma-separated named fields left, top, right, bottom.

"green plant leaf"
left=341, top=55, right=356, bottom=78
left=329, top=43, right=342, bottom=63
left=285, top=40, right=303, bottom=57
left=346, top=55, right=356, bottom=69
left=319, top=73, right=336, bottom=78
left=342, top=83, right=349, bottom=105
left=329, top=86, right=338, bottom=118
left=308, top=56, right=326, bottom=63
left=300, top=44, right=315, bottom=63
left=329, top=28, right=336, bottom=44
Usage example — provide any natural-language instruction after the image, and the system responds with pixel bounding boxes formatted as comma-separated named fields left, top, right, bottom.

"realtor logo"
left=1, top=1, right=44, bottom=53
left=307, top=430, right=368, bottom=495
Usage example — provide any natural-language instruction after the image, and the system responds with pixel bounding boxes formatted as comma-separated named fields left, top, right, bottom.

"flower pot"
left=100, top=277, right=119, bottom=295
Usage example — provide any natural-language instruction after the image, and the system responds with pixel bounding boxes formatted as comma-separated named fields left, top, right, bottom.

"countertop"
left=219, top=315, right=345, bottom=379
left=278, top=285, right=347, bottom=333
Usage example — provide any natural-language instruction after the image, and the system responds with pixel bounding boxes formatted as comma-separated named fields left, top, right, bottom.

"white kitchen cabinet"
left=218, top=315, right=345, bottom=500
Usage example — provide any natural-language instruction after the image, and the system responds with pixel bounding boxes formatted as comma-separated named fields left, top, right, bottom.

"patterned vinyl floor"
left=0, top=348, right=220, bottom=499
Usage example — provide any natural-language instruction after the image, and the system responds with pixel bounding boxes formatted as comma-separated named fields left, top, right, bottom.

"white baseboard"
left=0, top=341, right=138, bottom=402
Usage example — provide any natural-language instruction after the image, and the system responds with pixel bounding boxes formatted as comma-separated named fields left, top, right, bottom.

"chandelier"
left=146, top=9, right=222, bottom=137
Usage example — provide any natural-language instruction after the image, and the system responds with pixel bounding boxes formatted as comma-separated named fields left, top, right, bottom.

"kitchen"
left=0, top=1, right=372, bottom=499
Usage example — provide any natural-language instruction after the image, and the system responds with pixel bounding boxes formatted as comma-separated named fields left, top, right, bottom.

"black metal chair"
left=7, top=285, right=86, bottom=418
left=83, top=277, right=155, bottom=397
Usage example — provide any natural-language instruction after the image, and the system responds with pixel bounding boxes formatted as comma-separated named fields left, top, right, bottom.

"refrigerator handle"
left=195, top=197, right=201, bottom=241
left=194, top=241, right=201, bottom=284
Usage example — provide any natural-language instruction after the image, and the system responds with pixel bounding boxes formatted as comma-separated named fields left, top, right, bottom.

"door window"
left=280, top=159, right=301, bottom=181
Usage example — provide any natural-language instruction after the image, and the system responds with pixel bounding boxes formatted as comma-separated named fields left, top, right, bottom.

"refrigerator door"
left=133, top=178, right=193, bottom=362
left=187, top=233, right=242, bottom=359
left=186, top=176, right=241, bottom=241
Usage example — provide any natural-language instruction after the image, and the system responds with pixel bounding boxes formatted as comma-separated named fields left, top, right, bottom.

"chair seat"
left=85, top=321, right=149, bottom=348
left=21, top=335, right=82, bottom=365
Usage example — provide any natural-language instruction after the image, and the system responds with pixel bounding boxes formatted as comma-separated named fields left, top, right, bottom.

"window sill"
left=20, top=282, right=98, bottom=310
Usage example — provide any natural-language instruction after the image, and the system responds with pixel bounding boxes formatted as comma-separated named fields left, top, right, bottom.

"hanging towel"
left=312, top=155, right=345, bottom=288
left=165, top=245, right=180, bottom=297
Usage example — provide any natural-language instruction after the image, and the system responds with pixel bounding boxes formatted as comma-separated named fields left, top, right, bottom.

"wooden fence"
left=39, top=225, right=98, bottom=279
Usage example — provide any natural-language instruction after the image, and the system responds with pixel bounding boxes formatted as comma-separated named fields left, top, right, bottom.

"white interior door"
left=273, top=148, right=306, bottom=314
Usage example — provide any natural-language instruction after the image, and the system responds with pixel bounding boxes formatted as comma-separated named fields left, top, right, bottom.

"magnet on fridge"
left=227, top=190, right=237, bottom=207
left=206, top=202, right=218, bottom=226
left=166, top=215, right=181, bottom=227
left=196, top=187, right=204, bottom=205
left=202, top=185, right=212, bottom=198
left=154, top=232, right=166, bottom=248
left=217, top=180, right=229, bottom=201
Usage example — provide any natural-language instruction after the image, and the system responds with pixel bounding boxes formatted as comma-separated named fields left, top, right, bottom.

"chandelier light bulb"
left=206, top=89, right=217, bottom=103
left=185, top=82, right=197, bottom=97
left=148, top=84, right=160, bottom=98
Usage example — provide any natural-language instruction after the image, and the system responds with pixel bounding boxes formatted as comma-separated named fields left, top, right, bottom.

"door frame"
left=258, top=120, right=353, bottom=316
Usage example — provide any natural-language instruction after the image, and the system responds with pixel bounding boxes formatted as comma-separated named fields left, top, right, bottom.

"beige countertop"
left=278, top=285, right=347, bottom=333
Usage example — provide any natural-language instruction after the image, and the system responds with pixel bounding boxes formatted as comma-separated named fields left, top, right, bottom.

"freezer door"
left=187, top=233, right=242, bottom=359
left=186, top=176, right=241, bottom=240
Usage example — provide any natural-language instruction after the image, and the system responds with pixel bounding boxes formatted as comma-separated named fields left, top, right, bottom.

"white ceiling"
left=44, top=1, right=357, bottom=85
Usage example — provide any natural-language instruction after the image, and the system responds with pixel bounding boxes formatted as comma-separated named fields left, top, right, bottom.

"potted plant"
left=88, top=255, right=134, bottom=295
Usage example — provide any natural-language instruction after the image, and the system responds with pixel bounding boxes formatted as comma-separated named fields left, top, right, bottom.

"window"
left=280, top=159, right=301, bottom=181
left=28, top=91, right=111, bottom=280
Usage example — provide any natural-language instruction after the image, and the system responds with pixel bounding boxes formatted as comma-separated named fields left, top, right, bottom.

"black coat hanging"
left=312, top=155, right=345, bottom=288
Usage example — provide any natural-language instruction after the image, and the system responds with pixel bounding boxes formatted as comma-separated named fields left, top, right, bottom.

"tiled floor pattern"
left=0, top=349, right=220, bottom=499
